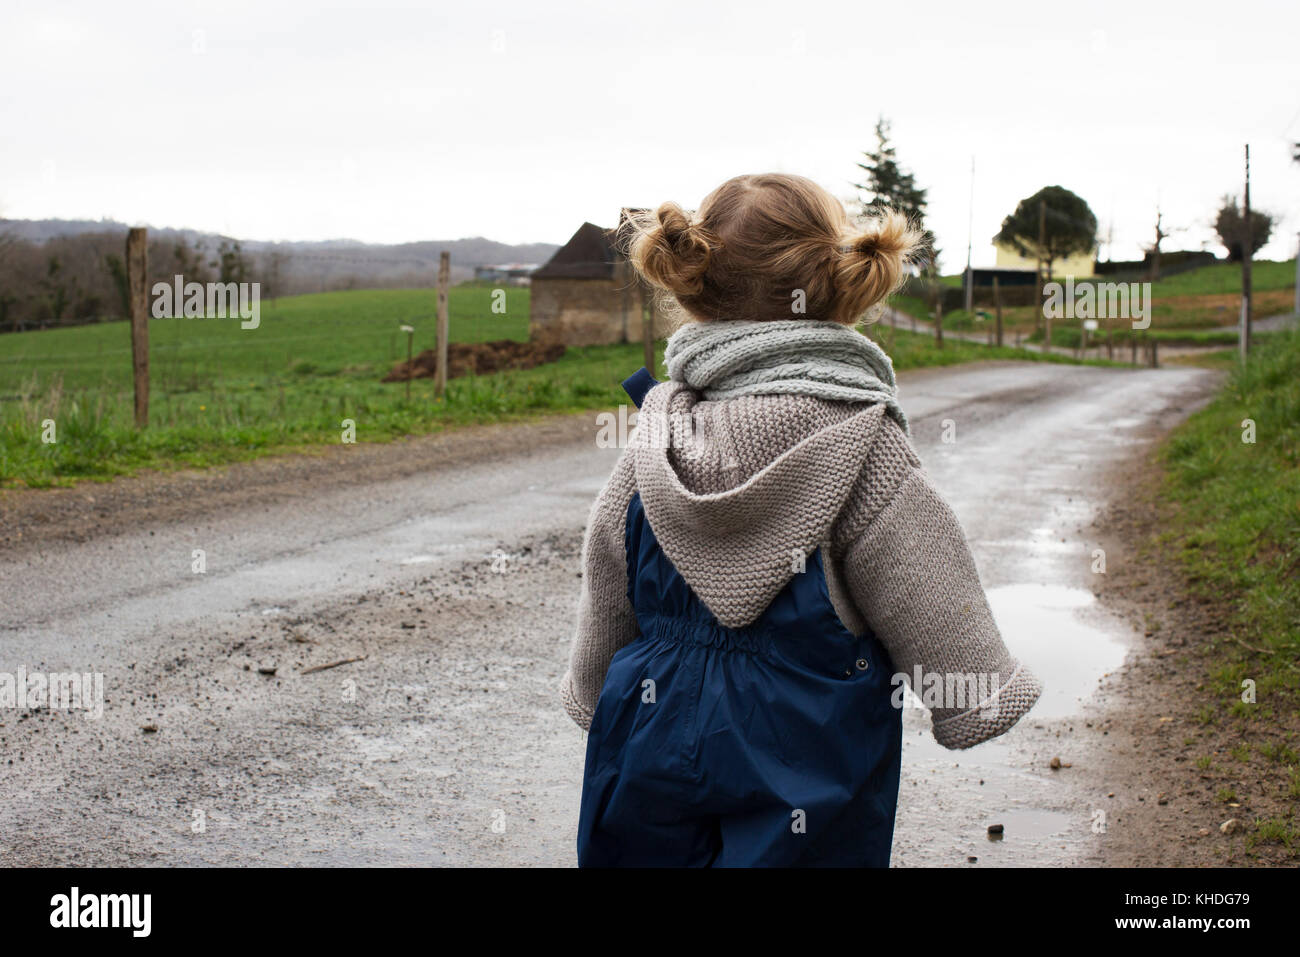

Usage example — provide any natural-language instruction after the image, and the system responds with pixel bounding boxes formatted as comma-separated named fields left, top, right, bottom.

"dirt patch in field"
left=383, top=339, right=566, bottom=382
left=1076, top=449, right=1300, bottom=866
left=1156, top=288, right=1294, bottom=315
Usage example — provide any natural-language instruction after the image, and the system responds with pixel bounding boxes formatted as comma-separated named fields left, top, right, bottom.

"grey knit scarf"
left=663, top=320, right=908, bottom=433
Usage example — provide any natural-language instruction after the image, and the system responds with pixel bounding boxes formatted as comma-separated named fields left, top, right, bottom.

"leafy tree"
left=1214, top=196, right=1273, bottom=262
left=855, top=116, right=936, bottom=269
left=994, top=185, right=1097, bottom=282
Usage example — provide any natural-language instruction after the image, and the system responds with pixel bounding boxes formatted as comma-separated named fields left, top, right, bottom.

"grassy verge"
left=1159, top=327, right=1300, bottom=852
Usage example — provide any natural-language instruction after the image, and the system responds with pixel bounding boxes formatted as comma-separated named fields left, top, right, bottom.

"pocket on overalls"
left=591, top=629, right=700, bottom=780
left=591, top=633, right=654, bottom=732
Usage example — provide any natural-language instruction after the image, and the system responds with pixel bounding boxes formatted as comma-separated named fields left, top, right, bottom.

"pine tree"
left=855, top=117, right=936, bottom=270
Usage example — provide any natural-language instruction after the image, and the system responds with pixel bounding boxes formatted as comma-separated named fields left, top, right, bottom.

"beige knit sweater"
left=560, top=380, right=1041, bottom=749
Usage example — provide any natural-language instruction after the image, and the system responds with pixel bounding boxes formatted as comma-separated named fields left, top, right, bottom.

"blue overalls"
left=576, top=369, right=903, bottom=867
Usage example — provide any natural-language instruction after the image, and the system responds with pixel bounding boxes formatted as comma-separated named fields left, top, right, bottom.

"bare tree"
left=1144, top=206, right=1184, bottom=280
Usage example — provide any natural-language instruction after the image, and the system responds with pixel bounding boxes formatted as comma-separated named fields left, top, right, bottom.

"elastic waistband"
left=641, top=614, right=774, bottom=658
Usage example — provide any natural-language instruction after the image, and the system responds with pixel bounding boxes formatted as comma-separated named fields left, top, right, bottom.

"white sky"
left=3, top=0, right=1298, bottom=267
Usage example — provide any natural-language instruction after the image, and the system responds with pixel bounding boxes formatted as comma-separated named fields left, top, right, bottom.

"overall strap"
left=621, top=367, right=659, bottom=409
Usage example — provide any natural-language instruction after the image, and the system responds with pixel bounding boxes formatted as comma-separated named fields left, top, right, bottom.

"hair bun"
left=850, top=212, right=919, bottom=260
left=834, top=209, right=923, bottom=306
left=630, top=201, right=716, bottom=298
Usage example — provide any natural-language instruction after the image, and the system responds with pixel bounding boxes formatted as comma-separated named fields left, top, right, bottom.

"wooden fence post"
left=933, top=286, right=943, bottom=348
left=126, top=227, right=149, bottom=428
left=993, top=276, right=1003, bottom=347
left=435, top=251, right=450, bottom=398
left=642, top=286, right=655, bottom=374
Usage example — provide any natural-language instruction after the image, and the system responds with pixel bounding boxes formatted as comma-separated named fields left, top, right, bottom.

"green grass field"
left=1148, top=259, right=1297, bottom=297
left=909, top=260, right=1298, bottom=339
left=4, top=286, right=532, bottom=394
left=0, top=285, right=1109, bottom=488
left=0, top=287, right=640, bottom=487
left=932, top=260, right=1296, bottom=297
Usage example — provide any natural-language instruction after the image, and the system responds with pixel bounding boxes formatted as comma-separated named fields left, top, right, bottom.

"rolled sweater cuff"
left=929, top=662, right=1042, bottom=750
left=560, top=671, right=594, bottom=732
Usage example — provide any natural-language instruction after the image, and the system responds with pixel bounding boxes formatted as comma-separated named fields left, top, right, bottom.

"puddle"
left=397, top=541, right=473, bottom=566
left=896, top=571, right=1133, bottom=864
left=987, top=806, right=1074, bottom=841
left=889, top=582, right=1127, bottom=746
left=986, top=583, right=1128, bottom=720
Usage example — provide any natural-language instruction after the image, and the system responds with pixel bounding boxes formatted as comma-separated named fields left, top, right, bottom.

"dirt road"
left=0, top=360, right=1220, bottom=866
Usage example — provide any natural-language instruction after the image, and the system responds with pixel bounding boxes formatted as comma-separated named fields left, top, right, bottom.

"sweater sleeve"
left=835, top=421, right=1042, bottom=750
left=559, top=451, right=640, bottom=730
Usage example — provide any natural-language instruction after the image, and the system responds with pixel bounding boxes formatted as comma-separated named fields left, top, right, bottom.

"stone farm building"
left=529, top=213, right=669, bottom=346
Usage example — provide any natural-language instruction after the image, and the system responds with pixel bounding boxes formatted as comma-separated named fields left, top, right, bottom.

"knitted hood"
left=631, top=380, right=887, bottom=628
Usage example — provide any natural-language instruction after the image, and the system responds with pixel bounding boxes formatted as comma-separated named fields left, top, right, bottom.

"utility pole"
left=1038, top=200, right=1050, bottom=352
left=992, top=276, right=1003, bottom=347
left=1035, top=199, right=1047, bottom=334
left=1294, top=232, right=1300, bottom=317
left=964, top=156, right=974, bottom=314
left=1103, top=197, right=1115, bottom=262
left=1241, top=144, right=1252, bottom=359
left=435, top=251, right=450, bottom=397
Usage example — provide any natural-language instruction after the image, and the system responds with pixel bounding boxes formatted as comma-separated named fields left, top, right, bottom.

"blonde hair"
left=628, top=173, right=923, bottom=326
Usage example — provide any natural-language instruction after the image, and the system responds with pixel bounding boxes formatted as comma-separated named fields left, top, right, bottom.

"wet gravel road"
left=0, top=360, right=1219, bottom=866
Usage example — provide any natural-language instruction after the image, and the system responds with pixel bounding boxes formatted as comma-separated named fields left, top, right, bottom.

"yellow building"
left=994, top=241, right=1095, bottom=278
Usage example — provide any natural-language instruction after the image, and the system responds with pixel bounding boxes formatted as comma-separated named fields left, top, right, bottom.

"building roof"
left=531, top=222, right=617, bottom=280
left=475, top=262, right=540, bottom=273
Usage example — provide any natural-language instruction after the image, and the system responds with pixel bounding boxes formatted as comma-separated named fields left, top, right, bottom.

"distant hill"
left=0, top=218, right=560, bottom=290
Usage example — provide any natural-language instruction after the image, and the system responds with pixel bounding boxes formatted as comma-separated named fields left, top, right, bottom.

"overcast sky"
left=3, top=0, right=1298, bottom=267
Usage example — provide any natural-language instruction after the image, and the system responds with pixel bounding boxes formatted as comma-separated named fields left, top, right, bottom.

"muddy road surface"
left=0, top=360, right=1219, bottom=866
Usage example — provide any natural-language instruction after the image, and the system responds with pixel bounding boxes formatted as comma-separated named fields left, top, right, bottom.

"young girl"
left=561, top=173, right=1041, bottom=867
